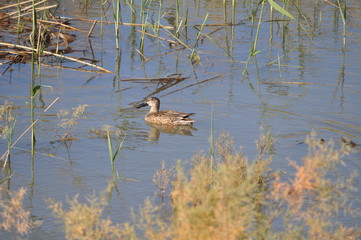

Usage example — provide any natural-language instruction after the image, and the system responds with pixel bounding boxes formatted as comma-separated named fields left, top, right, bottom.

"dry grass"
left=0, top=185, right=41, bottom=236
left=130, top=131, right=360, bottom=240
left=57, top=104, right=88, bottom=141
left=0, top=101, right=15, bottom=141
left=271, top=133, right=360, bottom=239
left=153, top=160, right=173, bottom=199
left=4, top=131, right=358, bottom=239
left=47, top=193, right=135, bottom=240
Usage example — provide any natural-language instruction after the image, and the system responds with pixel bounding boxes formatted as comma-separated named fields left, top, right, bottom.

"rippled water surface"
left=1, top=0, right=361, bottom=238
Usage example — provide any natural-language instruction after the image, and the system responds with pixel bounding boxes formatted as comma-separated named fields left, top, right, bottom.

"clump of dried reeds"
left=0, top=101, right=16, bottom=141
left=270, top=132, right=359, bottom=239
left=153, top=160, right=173, bottom=199
left=46, top=131, right=360, bottom=239
left=0, top=185, right=41, bottom=236
left=47, top=193, right=135, bottom=240
left=132, top=131, right=359, bottom=239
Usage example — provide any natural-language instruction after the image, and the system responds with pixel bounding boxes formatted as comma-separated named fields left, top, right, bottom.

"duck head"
left=135, top=97, right=160, bottom=112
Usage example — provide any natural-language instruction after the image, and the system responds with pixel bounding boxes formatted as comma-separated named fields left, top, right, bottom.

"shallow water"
left=1, top=0, right=361, bottom=238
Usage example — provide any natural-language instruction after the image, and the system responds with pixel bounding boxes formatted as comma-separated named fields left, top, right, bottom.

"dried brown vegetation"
left=57, top=104, right=88, bottom=142
left=153, top=160, right=173, bottom=199
left=44, top=131, right=360, bottom=240
left=47, top=194, right=134, bottom=240
left=0, top=185, right=41, bottom=236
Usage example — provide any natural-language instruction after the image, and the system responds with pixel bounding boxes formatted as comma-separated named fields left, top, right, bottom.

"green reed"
left=105, top=126, right=126, bottom=178
left=16, top=0, right=23, bottom=33
left=190, top=12, right=209, bottom=64
left=269, top=3, right=274, bottom=44
left=156, top=0, right=164, bottom=33
left=112, top=0, right=122, bottom=49
left=209, top=105, right=214, bottom=170
left=184, top=7, right=189, bottom=37
left=243, top=0, right=265, bottom=75
left=125, top=0, right=135, bottom=13
left=336, top=0, right=347, bottom=47
left=223, top=0, right=227, bottom=22
left=268, top=0, right=310, bottom=38
left=175, top=0, right=180, bottom=36
left=231, top=0, right=235, bottom=25
left=30, top=0, right=38, bottom=157
left=139, top=0, right=150, bottom=53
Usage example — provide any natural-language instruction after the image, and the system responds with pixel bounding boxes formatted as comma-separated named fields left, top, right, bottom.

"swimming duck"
left=135, top=97, right=195, bottom=125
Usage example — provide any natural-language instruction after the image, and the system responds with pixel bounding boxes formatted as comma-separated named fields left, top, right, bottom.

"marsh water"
left=1, top=0, right=361, bottom=238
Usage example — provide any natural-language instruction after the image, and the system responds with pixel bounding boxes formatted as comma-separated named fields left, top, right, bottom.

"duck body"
left=135, top=97, right=195, bottom=126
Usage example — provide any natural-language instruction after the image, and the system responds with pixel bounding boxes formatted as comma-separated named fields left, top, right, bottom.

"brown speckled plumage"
left=135, top=97, right=195, bottom=125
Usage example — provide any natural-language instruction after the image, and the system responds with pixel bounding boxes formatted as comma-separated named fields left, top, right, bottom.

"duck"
left=135, top=97, right=195, bottom=125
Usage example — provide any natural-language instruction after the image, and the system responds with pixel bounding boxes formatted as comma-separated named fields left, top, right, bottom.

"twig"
left=0, top=41, right=112, bottom=73
left=62, top=17, right=175, bottom=29
left=192, top=22, right=244, bottom=27
left=1, top=97, right=60, bottom=167
left=264, top=81, right=336, bottom=86
left=125, top=178, right=143, bottom=182
left=136, top=49, right=149, bottom=61
left=40, top=63, right=107, bottom=73
left=136, top=30, right=179, bottom=45
left=9, top=5, right=59, bottom=20
left=5, top=0, right=54, bottom=18
left=38, top=19, right=81, bottom=31
left=87, top=20, right=97, bottom=38
left=120, top=77, right=188, bottom=82
left=322, top=0, right=338, bottom=8
left=0, top=0, right=47, bottom=10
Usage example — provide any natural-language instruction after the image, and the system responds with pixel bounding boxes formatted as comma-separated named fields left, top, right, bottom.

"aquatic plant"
left=153, top=160, right=173, bottom=200
left=112, top=0, right=122, bottom=49
left=57, top=104, right=88, bottom=141
left=103, top=124, right=126, bottom=178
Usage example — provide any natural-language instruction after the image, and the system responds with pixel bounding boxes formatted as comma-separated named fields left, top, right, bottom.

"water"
left=1, top=0, right=361, bottom=238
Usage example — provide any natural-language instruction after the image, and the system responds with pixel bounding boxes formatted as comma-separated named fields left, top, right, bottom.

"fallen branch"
left=0, top=41, right=112, bottom=73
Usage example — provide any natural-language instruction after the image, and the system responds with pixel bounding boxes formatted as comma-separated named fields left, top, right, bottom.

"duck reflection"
left=145, top=122, right=196, bottom=142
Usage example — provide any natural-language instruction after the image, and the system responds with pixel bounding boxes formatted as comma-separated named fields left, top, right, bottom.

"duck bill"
left=135, top=102, right=148, bottom=109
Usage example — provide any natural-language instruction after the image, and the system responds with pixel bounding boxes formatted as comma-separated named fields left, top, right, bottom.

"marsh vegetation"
left=1, top=0, right=360, bottom=239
